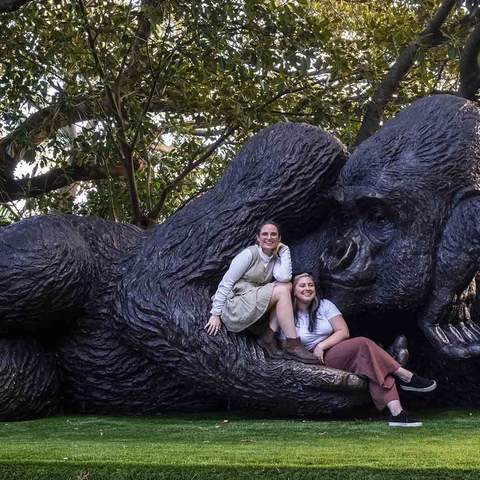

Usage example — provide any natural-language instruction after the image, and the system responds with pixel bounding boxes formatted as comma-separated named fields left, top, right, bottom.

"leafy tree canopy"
left=0, top=0, right=478, bottom=224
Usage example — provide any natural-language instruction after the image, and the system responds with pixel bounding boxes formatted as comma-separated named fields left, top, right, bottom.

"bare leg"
left=386, top=400, right=403, bottom=416
left=268, top=283, right=297, bottom=338
left=269, top=309, right=279, bottom=332
left=263, top=283, right=318, bottom=364
left=393, top=367, right=413, bottom=383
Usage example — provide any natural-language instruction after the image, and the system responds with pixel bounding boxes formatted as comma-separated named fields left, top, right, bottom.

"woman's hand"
left=205, top=315, right=222, bottom=336
left=313, top=343, right=325, bottom=364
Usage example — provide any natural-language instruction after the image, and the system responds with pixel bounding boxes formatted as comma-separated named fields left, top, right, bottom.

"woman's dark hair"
left=292, top=273, right=321, bottom=332
left=256, top=220, right=281, bottom=236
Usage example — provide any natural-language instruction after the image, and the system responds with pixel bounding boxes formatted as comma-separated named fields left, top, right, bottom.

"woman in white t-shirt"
left=290, top=273, right=438, bottom=427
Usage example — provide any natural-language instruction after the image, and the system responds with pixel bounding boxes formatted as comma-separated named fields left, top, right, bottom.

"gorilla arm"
left=418, top=195, right=480, bottom=359
left=115, top=123, right=371, bottom=414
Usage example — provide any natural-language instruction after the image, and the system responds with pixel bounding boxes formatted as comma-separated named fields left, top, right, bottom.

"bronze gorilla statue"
left=1, top=94, right=480, bottom=420
left=292, top=94, right=480, bottom=360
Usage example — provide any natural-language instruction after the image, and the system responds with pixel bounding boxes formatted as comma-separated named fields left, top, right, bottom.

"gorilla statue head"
left=298, top=95, right=480, bottom=321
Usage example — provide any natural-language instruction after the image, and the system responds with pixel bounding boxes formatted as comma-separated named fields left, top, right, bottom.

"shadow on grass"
left=3, top=464, right=479, bottom=480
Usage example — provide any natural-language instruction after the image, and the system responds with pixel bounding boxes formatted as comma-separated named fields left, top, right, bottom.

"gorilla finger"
left=468, top=321, right=480, bottom=337
left=444, top=324, right=467, bottom=345
left=458, top=321, right=480, bottom=342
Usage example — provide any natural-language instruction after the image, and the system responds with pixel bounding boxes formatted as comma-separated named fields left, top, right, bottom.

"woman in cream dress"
left=205, top=221, right=317, bottom=364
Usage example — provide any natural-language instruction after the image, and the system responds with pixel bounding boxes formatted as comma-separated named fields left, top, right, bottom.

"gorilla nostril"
left=334, top=241, right=346, bottom=258
left=334, top=240, right=357, bottom=271
left=321, top=239, right=357, bottom=272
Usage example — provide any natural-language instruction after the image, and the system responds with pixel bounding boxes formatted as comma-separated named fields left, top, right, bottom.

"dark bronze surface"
left=2, top=96, right=480, bottom=419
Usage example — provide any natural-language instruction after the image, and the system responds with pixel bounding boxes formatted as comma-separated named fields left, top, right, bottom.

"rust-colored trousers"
left=324, top=337, right=401, bottom=410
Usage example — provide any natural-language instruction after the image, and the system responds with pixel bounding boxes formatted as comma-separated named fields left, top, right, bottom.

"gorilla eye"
left=368, top=210, right=389, bottom=225
left=357, top=199, right=396, bottom=243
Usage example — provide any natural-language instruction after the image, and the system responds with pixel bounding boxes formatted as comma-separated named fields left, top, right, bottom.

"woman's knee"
left=356, top=336, right=377, bottom=349
left=273, top=282, right=292, bottom=295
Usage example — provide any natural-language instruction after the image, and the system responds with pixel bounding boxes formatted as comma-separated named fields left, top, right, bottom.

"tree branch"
left=0, top=164, right=129, bottom=202
left=148, top=125, right=236, bottom=220
left=117, top=0, right=163, bottom=88
left=354, top=0, right=457, bottom=146
left=459, top=21, right=480, bottom=98
left=130, top=47, right=177, bottom=153
left=77, top=0, right=143, bottom=224
left=254, top=85, right=311, bottom=111
left=0, top=96, right=109, bottom=173
left=0, top=0, right=173, bottom=179
left=0, top=93, right=177, bottom=174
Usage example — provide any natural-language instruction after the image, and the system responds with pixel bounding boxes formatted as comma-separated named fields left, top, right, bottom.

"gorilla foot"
left=387, top=335, right=409, bottom=367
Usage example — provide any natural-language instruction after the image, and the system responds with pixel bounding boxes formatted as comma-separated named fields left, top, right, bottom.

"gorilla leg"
left=0, top=337, right=61, bottom=420
left=0, top=216, right=98, bottom=419
left=0, top=215, right=95, bottom=333
left=418, top=196, right=480, bottom=358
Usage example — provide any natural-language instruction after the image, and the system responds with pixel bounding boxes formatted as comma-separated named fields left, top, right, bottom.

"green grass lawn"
left=1, top=409, right=480, bottom=479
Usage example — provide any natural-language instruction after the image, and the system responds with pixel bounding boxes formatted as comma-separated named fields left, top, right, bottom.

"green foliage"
left=0, top=205, right=14, bottom=226
left=0, top=0, right=473, bottom=223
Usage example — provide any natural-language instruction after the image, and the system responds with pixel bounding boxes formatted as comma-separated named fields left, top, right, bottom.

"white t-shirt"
left=293, top=299, right=342, bottom=350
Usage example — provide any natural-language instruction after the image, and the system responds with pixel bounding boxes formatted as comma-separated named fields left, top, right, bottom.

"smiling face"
left=256, top=223, right=281, bottom=255
left=293, top=274, right=316, bottom=306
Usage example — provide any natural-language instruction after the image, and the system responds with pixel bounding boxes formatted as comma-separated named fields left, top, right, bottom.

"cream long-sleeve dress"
left=210, top=245, right=292, bottom=332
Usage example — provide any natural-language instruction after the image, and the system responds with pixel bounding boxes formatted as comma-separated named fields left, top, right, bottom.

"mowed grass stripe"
left=0, top=409, right=479, bottom=477
left=2, top=466, right=480, bottom=480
